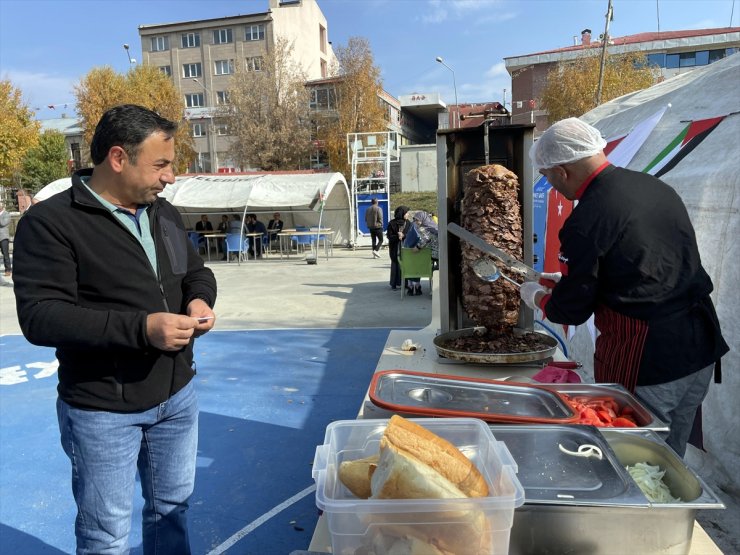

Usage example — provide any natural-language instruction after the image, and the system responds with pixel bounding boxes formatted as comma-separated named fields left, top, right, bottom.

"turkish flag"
left=544, top=189, right=573, bottom=273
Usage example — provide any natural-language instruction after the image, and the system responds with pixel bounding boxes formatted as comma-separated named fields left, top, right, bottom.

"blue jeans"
left=57, top=381, right=198, bottom=555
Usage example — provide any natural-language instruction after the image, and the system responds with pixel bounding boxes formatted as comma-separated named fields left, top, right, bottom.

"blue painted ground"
left=0, top=328, right=394, bottom=554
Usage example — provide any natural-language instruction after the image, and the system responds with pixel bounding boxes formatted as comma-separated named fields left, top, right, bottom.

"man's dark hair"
left=90, top=104, right=178, bottom=165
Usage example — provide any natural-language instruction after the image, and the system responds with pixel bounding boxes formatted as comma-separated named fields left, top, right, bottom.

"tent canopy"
left=161, top=172, right=352, bottom=245
left=34, top=172, right=354, bottom=245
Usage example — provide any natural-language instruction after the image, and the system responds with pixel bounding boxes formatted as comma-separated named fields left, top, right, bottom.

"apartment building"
left=138, top=0, right=336, bottom=172
left=504, top=26, right=740, bottom=134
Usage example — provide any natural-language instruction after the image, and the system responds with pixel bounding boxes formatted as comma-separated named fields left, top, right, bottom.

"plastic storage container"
left=312, top=418, right=525, bottom=555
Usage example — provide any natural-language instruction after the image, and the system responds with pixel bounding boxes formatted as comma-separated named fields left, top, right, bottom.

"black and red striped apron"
left=593, top=304, right=649, bottom=393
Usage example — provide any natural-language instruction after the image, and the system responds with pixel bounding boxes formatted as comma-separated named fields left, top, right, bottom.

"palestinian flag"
left=643, top=116, right=725, bottom=177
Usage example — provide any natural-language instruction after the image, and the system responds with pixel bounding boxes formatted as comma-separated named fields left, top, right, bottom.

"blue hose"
left=535, top=319, right=568, bottom=358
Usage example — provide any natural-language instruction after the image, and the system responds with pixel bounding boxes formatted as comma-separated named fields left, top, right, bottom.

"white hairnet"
left=529, top=117, right=607, bottom=170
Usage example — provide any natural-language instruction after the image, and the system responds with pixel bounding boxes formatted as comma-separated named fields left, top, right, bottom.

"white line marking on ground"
left=206, top=484, right=317, bottom=555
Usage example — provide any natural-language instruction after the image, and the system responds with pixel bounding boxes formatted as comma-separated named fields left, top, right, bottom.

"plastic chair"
left=224, top=233, right=247, bottom=263
left=291, top=226, right=313, bottom=253
left=188, top=232, right=205, bottom=254
left=399, top=247, right=433, bottom=299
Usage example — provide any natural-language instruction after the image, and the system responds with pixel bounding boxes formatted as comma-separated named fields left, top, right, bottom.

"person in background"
left=365, top=197, right=384, bottom=258
left=228, top=214, right=243, bottom=234
left=402, top=210, right=439, bottom=296
left=267, top=211, right=284, bottom=243
left=245, top=213, right=267, bottom=259
left=386, top=205, right=409, bottom=290
left=12, top=104, right=217, bottom=554
left=195, top=214, right=212, bottom=234
left=521, top=117, right=728, bottom=457
left=0, top=202, right=11, bottom=278
left=217, top=215, right=229, bottom=258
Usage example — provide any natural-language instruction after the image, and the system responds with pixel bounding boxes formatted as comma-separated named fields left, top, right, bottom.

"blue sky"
left=1, top=0, right=737, bottom=121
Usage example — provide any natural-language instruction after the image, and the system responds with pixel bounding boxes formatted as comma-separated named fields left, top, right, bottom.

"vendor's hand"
left=539, top=271, right=562, bottom=288
left=520, top=281, right=550, bottom=311
left=187, top=298, right=216, bottom=337
left=147, top=312, right=197, bottom=351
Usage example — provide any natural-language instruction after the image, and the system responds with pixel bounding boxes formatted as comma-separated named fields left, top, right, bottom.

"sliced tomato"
left=612, top=417, right=638, bottom=428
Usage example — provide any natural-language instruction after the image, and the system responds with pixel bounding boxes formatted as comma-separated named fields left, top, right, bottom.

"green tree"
left=0, top=79, right=40, bottom=186
left=223, top=36, right=312, bottom=170
left=74, top=65, right=194, bottom=174
left=322, top=37, right=387, bottom=179
left=20, top=130, right=69, bottom=194
left=540, top=52, right=659, bottom=122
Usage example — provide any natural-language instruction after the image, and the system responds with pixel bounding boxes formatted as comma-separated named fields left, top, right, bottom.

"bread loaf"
left=381, top=415, right=489, bottom=497
left=339, top=454, right=378, bottom=499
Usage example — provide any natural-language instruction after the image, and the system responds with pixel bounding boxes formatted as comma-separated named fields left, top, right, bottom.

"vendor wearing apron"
left=521, top=118, right=728, bottom=457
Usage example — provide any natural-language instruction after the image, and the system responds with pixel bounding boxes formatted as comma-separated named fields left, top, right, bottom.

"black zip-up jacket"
left=13, top=170, right=217, bottom=411
left=543, top=165, right=728, bottom=385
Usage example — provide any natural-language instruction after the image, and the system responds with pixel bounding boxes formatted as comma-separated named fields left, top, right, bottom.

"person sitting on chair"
left=246, top=213, right=267, bottom=259
left=267, top=212, right=284, bottom=243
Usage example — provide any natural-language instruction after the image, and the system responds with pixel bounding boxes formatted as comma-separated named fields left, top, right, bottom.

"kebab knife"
left=447, top=223, right=541, bottom=281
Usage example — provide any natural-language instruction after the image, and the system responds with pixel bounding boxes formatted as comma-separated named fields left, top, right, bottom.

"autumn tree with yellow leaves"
left=539, top=52, right=659, bottom=122
left=0, top=79, right=40, bottom=186
left=223, top=36, right=312, bottom=171
left=321, top=37, right=387, bottom=179
left=75, top=65, right=194, bottom=174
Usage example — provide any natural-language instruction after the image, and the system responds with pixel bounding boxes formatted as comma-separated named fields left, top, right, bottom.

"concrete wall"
left=399, top=144, right=437, bottom=192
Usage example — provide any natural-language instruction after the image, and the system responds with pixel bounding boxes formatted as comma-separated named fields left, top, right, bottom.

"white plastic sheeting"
left=160, top=172, right=353, bottom=246
left=564, top=53, right=739, bottom=484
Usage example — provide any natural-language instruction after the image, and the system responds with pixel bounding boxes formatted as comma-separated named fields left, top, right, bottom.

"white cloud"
left=423, top=0, right=504, bottom=23
left=485, top=62, right=508, bottom=78
left=1, top=69, right=77, bottom=115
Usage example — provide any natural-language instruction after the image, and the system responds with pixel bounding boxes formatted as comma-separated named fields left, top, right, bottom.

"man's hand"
left=187, top=298, right=215, bottom=337
left=520, top=281, right=550, bottom=311
left=146, top=313, right=198, bottom=351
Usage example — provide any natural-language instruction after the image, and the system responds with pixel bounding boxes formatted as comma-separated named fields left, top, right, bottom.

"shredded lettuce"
left=627, top=462, right=681, bottom=503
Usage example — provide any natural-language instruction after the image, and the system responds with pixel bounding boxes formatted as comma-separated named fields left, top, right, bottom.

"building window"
left=192, top=123, right=206, bottom=137
left=708, top=49, right=727, bottom=63
left=695, top=50, right=709, bottom=65
left=185, top=93, right=205, bottom=107
left=320, top=59, right=327, bottom=78
left=216, top=123, right=230, bottom=136
left=309, top=86, right=336, bottom=111
left=159, top=65, right=172, bottom=77
left=214, top=59, right=234, bottom=75
left=150, top=36, right=169, bottom=52
left=679, top=52, right=696, bottom=68
left=646, top=53, right=665, bottom=68
left=183, top=63, right=202, bottom=78
left=217, top=91, right=230, bottom=105
left=181, top=32, right=200, bottom=48
left=245, top=24, right=265, bottom=41
left=319, top=24, right=327, bottom=54
left=213, top=28, right=233, bottom=44
left=246, top=56, right=263, bottom=71
left=666, top=53, right=680, bottom=69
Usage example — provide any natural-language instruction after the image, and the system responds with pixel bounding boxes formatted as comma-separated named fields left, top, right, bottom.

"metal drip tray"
left=368, top=370, right=578, bottom=424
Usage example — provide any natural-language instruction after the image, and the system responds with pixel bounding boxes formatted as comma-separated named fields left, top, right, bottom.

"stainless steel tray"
left=433, top=326, right=558, bottom=364
left=539, top=383, right=669, bottom=431
left=368, top=370, right=578, bottom=424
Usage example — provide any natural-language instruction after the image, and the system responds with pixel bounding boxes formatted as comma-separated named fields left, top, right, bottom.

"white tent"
left=160, top=172, right=353, bottom=246
left=565, top=53, right=739, bottom=486
left=34, top=172, right=354, bottom=246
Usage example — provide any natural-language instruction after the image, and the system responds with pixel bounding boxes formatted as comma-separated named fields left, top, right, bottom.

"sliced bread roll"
left=370, top=437, right=467, bottom=499
left=382, top=415, right=489, bottom=497
left=338, top=454, right=378, bottom=499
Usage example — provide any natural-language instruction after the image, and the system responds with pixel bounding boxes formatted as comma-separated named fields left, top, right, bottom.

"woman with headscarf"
left=386, top=205, right=409, bottom=290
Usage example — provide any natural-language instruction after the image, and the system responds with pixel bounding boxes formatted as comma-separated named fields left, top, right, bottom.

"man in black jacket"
left=13, top=105, right=217, bottom=554
left=522, top=117, right=728, bottom=457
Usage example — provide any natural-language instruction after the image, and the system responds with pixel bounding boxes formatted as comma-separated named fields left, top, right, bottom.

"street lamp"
left=122, top=44, right=136, bottom=66
left=435, top=56, right=458, bottom=128
left=192, top=78, right=219, bottom=172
